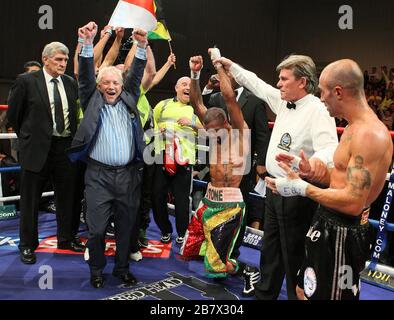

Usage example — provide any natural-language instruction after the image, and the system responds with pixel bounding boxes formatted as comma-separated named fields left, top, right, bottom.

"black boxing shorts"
left=297, top=206, right=371, bottom=300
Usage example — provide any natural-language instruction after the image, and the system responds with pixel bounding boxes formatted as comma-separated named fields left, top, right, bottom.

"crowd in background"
left=336, top=66, right=394, bottom=130
left=0, top=26, right=394, bottom=290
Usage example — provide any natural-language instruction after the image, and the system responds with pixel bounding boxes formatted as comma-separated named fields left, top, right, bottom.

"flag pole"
left=168, top=40, right=176, bottom=70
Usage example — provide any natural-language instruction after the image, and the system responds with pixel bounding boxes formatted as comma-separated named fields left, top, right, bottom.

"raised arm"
left=210, top=49, right=246, bottom=130
left=381, top=66, right=389, bottom=84
left=141, top=45, right=156, bottom=91
left=78, top=22, right=99, bottom=110
left=123, top=29, right=148, bottom=98
left=213, top=57, right=282, bottom=115
left=149, top=53, right=176, bottom=90
left=123, top=42, right=155, bottom=92
left=73, top=42, right=82, bottom=80
left=99, top=27, right=124, bottom=70
left=189, top=55, right=207, bottom=123
left=124, top=42, right=137, bottom=72
left=93, top=25, right=112, bottom=68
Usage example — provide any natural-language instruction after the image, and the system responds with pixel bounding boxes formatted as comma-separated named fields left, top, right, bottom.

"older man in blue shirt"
left=68, top=22, right=147, bottom=289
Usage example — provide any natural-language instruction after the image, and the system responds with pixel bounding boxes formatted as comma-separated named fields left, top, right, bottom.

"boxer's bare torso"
left=208, top=128, right=249, bottom=188
left=330, top=111, right=392, bottom=208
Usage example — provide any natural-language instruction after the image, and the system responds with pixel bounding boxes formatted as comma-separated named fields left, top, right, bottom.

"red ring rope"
left=0, top=106, right=391, bottom=137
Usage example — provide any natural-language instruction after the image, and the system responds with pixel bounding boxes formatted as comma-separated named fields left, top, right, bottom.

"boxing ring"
left=0, top=104, right=393, bottom=291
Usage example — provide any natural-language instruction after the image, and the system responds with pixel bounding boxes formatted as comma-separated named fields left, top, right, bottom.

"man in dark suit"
left=203, top=74, right=270, bottom=265
left=7, top=41, right=83, bottom=265
left=68, top=22, right=147, bottom=288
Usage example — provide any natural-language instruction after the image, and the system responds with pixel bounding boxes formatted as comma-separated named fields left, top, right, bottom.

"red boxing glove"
left=174, top=138, right=189, bottom=166
left=164, top=138, right=189, bottom=175
left=164, top=141, right=177, bottom=175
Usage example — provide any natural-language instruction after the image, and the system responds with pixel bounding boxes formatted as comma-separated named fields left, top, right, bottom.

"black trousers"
left=130, top=163, right=154, bottom=252
left=152, top=164, right=192, bottom=237
left=85, top=161, right=143, bottom=277
left=19, top=137, right=78, bottom=251
left=73, top=161, right=87, bottom=233
left=255, top=188, right=317, bottom=300
left=231, top=170, right=256, bottom=260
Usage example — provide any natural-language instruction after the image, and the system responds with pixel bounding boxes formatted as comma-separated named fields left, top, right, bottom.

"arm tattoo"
left=347, top=155, right=372, bottom=197
left=342, top=133, right=353, bottom=143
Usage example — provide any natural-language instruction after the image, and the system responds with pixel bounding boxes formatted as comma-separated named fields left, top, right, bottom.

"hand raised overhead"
left=167, top=53, right=176, bottom=66
left=132, top=28, right=148, bottom=47
left=207, top=48, right=233, bottom=72
left=79, top=22, right=98, bottom=44
left=189, top=56, right=203, bottom=73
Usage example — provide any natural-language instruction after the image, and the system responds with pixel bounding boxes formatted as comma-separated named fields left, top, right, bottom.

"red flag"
left=109, top=0, right=157, bottom=31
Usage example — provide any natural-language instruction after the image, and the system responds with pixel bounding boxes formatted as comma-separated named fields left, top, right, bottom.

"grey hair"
left=276, top=55, right=318, bottom=94
left=96, top=66, right=124, bottom=85
left=42, top=42, right=69, bottom=58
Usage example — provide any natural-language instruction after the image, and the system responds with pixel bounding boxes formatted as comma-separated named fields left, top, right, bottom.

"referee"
left=217, top=54, right=338, bottom=299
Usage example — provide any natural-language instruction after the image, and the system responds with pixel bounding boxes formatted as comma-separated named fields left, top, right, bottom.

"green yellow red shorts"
left=181, top=184, right=245, bottom=278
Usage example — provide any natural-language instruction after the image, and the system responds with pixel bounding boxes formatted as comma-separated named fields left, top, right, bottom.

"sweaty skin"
left=266, top=59, right=393, bottom=216
left=189, top=54, right=249, bottom=188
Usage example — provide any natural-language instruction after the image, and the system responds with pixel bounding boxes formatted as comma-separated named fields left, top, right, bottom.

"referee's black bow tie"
left=286, top=102, right=296, bottom=110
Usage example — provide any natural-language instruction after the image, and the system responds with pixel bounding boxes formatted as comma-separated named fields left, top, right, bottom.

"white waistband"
left=205, top=183, right=243, bottom=203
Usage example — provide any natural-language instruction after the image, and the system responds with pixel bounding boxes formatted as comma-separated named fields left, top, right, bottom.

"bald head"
left=175, top=76, right=191, bottom=104
left=321, top=59, right=364, bottom=97
left=176, top=76, right=190, bottom=87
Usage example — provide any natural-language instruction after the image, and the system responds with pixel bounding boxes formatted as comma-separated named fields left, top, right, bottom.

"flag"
left=109, top=0, right=157, bottom=31
left=148, top=1, right=171, bottom=41
left=148, top=21, right=171, bottom=41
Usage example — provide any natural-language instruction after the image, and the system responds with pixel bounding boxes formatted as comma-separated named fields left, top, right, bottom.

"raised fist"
left=132, top=28, right=148, bottom=46
left=100, top=25, right=112, bottom=39
left=189, top=56, right=203, bottom=72
left=115, top=27, right=125, bottom=39
left=83, top=22, right=98, bottom=39
left=207, top=74, right=220, bottom=90
left=78, top=27, right=86, bottom=39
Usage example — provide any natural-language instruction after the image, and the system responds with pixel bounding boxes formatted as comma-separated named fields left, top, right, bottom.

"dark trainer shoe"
left=20, top=249, right=36, bottom=264
left=90, top=275, right=105, bottom=289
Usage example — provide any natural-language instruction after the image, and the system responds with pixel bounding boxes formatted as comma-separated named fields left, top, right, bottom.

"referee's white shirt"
left=230, top=63, right=338, bottom=178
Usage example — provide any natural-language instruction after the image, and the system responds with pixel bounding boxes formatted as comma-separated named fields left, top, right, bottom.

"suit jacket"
left=67, top=55, right=146, bottom=164
left=205, top=88, right=270, bottom=166
left=7, top=70, right=78, bottom=172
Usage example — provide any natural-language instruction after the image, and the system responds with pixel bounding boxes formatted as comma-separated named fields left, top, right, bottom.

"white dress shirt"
left=43, top=68, right=71, bottom=137
left=230, top=63, right=338, bottom=178
left=202, top=86, right=244, bottom=101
